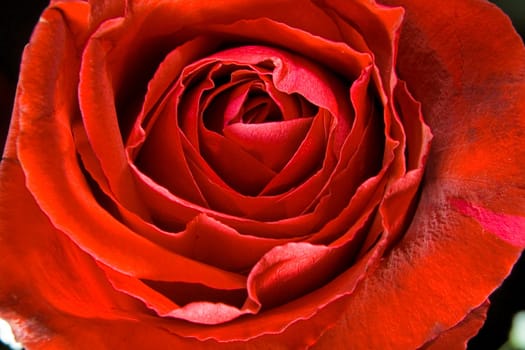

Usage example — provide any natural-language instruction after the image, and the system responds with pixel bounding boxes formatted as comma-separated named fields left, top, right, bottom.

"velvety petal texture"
left=0, top=0, right=524, bottom=349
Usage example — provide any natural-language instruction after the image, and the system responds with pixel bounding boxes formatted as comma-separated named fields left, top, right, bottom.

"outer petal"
left=311, top=0, right=525, bottom=348
left=419, top=302, right=489, bottom=350
left=311, top=191, right=523, bottom=349
left=14, top=2, right=245, bottom=291
left=88, top=0, right=125, bottom=30
left=0, top=158, right=141, bottom=337
left=0, top=92, right=140, bottom=350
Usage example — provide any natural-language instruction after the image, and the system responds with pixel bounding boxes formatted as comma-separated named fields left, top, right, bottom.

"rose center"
left=200, top=70, right=288, bottom=133
left=134, top=45, right=341, bottom=200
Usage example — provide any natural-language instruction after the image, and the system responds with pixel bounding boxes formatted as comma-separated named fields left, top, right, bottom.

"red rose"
left=1, top=0, right=524, bottom=348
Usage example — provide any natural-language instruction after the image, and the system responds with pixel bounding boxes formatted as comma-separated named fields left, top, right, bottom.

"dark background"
left=0, top=1, right=524, bottom=349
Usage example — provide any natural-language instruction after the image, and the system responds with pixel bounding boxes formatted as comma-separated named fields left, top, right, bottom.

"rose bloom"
left=1, top=0, right=524, bottom=349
